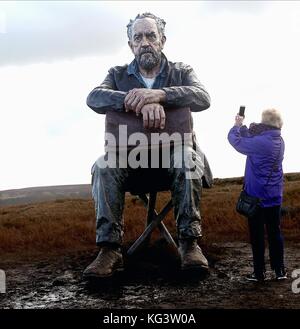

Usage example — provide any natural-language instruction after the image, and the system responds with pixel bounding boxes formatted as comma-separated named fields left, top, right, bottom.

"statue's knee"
left=91, top=156, right=109, bottom=177
left=170, top=167, right=186, bottom=182
left=171, top=145, right=196, bottom=169
left=92, top=156, right=125, bottom=180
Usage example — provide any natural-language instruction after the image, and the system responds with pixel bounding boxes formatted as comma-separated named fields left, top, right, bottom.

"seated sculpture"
left=83, top=12, right=212, bottom=279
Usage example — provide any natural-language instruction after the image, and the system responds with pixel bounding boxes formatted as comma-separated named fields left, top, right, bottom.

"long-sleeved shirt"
left=86, top=53, right=211, bottom=114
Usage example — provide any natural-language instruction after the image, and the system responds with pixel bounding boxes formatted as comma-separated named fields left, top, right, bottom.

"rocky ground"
left=1, top=241, right=300, bottom=309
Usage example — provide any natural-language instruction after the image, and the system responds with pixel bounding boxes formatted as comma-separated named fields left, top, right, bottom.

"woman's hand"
left=235, top=114, right=244, bottom=127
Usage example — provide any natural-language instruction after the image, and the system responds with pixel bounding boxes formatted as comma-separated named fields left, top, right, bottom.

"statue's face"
left=128, top=18, right=166, bottom=72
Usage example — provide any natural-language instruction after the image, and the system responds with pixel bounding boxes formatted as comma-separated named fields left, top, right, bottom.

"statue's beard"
left=137, top=47, right=162, bottom=71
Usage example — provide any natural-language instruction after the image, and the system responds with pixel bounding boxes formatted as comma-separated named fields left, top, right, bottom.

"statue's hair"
left=127, top=12, right=166, bottom=40
left=261, top=108, right=283, bottom=128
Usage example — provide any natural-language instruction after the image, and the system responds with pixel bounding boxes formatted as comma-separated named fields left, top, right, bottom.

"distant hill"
left=0, top=172, right=299, bottom=207
left=0, top=184, right=92, bottom=207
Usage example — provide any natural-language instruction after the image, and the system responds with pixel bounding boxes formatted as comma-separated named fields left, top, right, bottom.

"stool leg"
left=127, top=193, right=156, bottom=255
left=127, top=199, right=173, bottom=256
left=143, top=195, right=176, bottom=248
left=147, top=192, right=157, bottom=226
left=144, top=192, right=157, bottom=246
left=138, top=192, right=157, bottom=235
left=138, top=193, right=149, bottom=208
left=140, top=192, right=177, bottom=248
left=159, top=222, right=177, bottom=248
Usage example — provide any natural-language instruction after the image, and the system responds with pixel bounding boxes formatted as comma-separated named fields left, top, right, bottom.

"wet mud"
left=1, top=242, right=300, bottom=309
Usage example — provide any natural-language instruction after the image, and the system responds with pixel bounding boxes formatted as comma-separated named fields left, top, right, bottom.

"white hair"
left=127, top=13, right=166, bottom=40
left=261, top=108, right=283, bottom=129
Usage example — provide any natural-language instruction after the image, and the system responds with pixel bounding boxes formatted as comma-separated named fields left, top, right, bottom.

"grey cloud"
left=0, top=2, right=129, bottom=66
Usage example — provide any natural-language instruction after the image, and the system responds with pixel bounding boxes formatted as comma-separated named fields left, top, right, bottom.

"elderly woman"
left=228, top=109, right=286, bottom=282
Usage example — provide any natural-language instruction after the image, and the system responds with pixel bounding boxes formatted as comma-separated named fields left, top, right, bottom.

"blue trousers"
left=248, top=205, right=285, bottom=275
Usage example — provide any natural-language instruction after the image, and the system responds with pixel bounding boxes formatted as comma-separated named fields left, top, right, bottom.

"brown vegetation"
left=0, top=174, right=299, bottom=256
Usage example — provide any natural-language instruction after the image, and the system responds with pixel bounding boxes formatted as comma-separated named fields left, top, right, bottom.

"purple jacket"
left=228, top=125, right=285, bottom=207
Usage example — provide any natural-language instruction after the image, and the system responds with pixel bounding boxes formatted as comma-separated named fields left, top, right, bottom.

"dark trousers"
left=248, top=205, right=285, bottom=275
left=91, top=145, right=204, bottom=246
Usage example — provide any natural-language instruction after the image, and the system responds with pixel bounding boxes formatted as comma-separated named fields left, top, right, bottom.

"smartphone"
left=239, top=106, right=246, bottom=117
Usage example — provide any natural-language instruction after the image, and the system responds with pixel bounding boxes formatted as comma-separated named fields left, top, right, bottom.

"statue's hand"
left=140, top=103, right=166, bottom=130
left=124, top=88, right=166, bottom=114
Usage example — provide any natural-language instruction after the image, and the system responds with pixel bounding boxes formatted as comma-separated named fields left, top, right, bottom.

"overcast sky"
left=0, top=1, right=300, bottom=191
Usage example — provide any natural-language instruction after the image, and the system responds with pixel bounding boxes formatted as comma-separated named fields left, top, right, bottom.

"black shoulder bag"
left=236, top=138, right=282, bottom=218
left=236, top=189, right=261, bottom=219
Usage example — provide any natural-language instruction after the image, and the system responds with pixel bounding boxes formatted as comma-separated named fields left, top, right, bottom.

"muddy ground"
left=0, top=241, right=300, bottom=309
